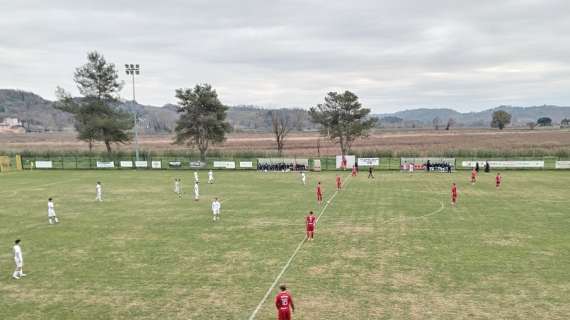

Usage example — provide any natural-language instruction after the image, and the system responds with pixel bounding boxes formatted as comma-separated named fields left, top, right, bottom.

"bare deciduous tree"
left=269, top=110, right=297, bottom=155
left=445, top=118, right=456, bottom=130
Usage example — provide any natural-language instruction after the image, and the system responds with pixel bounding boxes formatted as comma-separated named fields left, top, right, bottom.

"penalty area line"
left=248, top=175, right=352, bottom=320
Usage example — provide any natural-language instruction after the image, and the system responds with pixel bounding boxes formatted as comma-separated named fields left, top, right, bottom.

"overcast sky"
left=1, top=0, right=569, bottom=112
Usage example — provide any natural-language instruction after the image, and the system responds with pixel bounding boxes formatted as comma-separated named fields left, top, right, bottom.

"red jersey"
left=275, top=291, right=294, bottom=311
left=451, top=186, right=457, bottom=196
left=306, top=215, right=316, bottom=226
left=496, top=175, right=501, bottom=183
left=471, top=170, right=476, bottom=178
left=336, top=176, right=341, bottom=185
left=317, top=185, right=322, bottom=195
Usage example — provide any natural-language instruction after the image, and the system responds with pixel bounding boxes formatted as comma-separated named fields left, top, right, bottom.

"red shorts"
left=278, top=309, right=291, bottom=320
left=307, top=224, right=314, bottom=232
left=317, top=193, right=322, bottom=200
left=452, top=195, right=457, bottom=202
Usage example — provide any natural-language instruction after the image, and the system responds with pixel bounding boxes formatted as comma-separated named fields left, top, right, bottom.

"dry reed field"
left=1, top=129, right=570, bottom=156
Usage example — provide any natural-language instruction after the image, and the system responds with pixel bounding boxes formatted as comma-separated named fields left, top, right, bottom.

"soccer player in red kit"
left=306, top=211, right=316, bottom=240
left=351, top=164, right=357, bottom=176
left=336, top=175, right=342, bottom=190
left=496, top=172, right=502, bottom=188
left=316, top=181, right=323, bottom=204
left=275, top=284, right=295, bottom=320
left=451, top=183, right=458, bottom=207
left=471, top=168, right=477, bottom=184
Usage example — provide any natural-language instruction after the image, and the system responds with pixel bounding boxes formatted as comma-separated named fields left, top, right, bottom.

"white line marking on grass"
left=248, top=174, right=351, bottom=320
left=384, top=200, right=445, bottom=225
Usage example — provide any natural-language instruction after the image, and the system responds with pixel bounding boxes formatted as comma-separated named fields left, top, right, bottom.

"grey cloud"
left=1, top=0, right=569, bottom=112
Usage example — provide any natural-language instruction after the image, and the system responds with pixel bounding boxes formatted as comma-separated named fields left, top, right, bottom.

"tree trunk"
left=199, top=148, right=207, bottom=161
left=277, top=137, right=284, bottom=155
left=105, top=140, right=112, bottom=153
left=88, top=140, right=93, bottom=152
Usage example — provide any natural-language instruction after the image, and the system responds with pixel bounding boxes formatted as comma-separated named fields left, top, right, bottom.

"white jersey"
left=208, top=171, right=214, bottom=182
left=194, top=183, right=199, bottom=198
left=174, top=181, right=181, bottom=193
left=194, top=172, right=199, bottom=182
left=48, top=201, right=55, bottom=216
left=212, top=200, right=221, bottom=214
left=13, top=244, right=22, bottom=263
left=301, top=172, right=306, bottom=183
left=96, top=184, right=102, bottom=193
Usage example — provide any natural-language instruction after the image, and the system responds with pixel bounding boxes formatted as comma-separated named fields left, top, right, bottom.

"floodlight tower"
left=125, top=64, right=140, bottom=161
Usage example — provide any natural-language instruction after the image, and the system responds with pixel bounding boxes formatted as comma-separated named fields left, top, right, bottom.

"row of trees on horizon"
left=55, top=51, right=377, bottom=159
left=55, top=51, right=558, bottom=159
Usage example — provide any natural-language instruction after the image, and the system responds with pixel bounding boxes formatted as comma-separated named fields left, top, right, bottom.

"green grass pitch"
left=1, top=170, right=569, bottom=319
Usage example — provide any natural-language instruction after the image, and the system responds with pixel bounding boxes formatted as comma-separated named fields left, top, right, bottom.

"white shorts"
left=213, top=209, right=220, bottom=215
left=48, top=209, right=56, bottom=217
left=15, top=259, right=22, bottom=268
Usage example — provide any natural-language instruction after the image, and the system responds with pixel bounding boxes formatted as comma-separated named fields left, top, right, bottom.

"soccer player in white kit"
left=95, top=181, right=103, bottom=202
left=12, top=239, right=26, bottom=280
left=174, top=178, right=182, bottom=198
left=48, top=198, right=59, bottom=224
left=208, top=170, right=214, bottom=184
left=301, top=172, right=306, bottom=185
left=194, top=181, right=200, bottom=201
left=194, top=171, right=199, bottom=183
left=212, top=197, right=221, bottom=221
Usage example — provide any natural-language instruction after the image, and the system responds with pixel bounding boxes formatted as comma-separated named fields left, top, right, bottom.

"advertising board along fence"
left=35, top=160, right=53, bottom=169
left=96, top=161, right=115, bottom=168
left=17, top=155, right=570, bottom=171
left=120, top=161, right=133, bottom=168
left=461, top=160, right=544, bottom=168
left=213, top=161, right=236, bottom=169
left=239, top=161, right=254, bottom=168
left=357, top=157, right=380, bottom=167
left=135, top=161, right=148, bottom=168
left=555, top=161, right=570, bottom=169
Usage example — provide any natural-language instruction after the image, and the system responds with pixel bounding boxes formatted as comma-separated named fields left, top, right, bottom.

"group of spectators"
left=257, top=162, right=307, bottom=172
left=425, top=160, right=453, bottom=173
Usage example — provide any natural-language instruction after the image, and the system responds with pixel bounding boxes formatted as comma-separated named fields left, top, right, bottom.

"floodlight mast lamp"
left=125, top=64, right=140, bottom=161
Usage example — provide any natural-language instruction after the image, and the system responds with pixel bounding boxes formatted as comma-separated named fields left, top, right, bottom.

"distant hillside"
left=2, top=89, right=570, bottom=132
left=0, top=89, right=72, bottom=132
left=0, top=89, right=317, bottom=133
left=377, top=105, right=570, bottom=128
left=0, top=89, right=178, bottom=133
